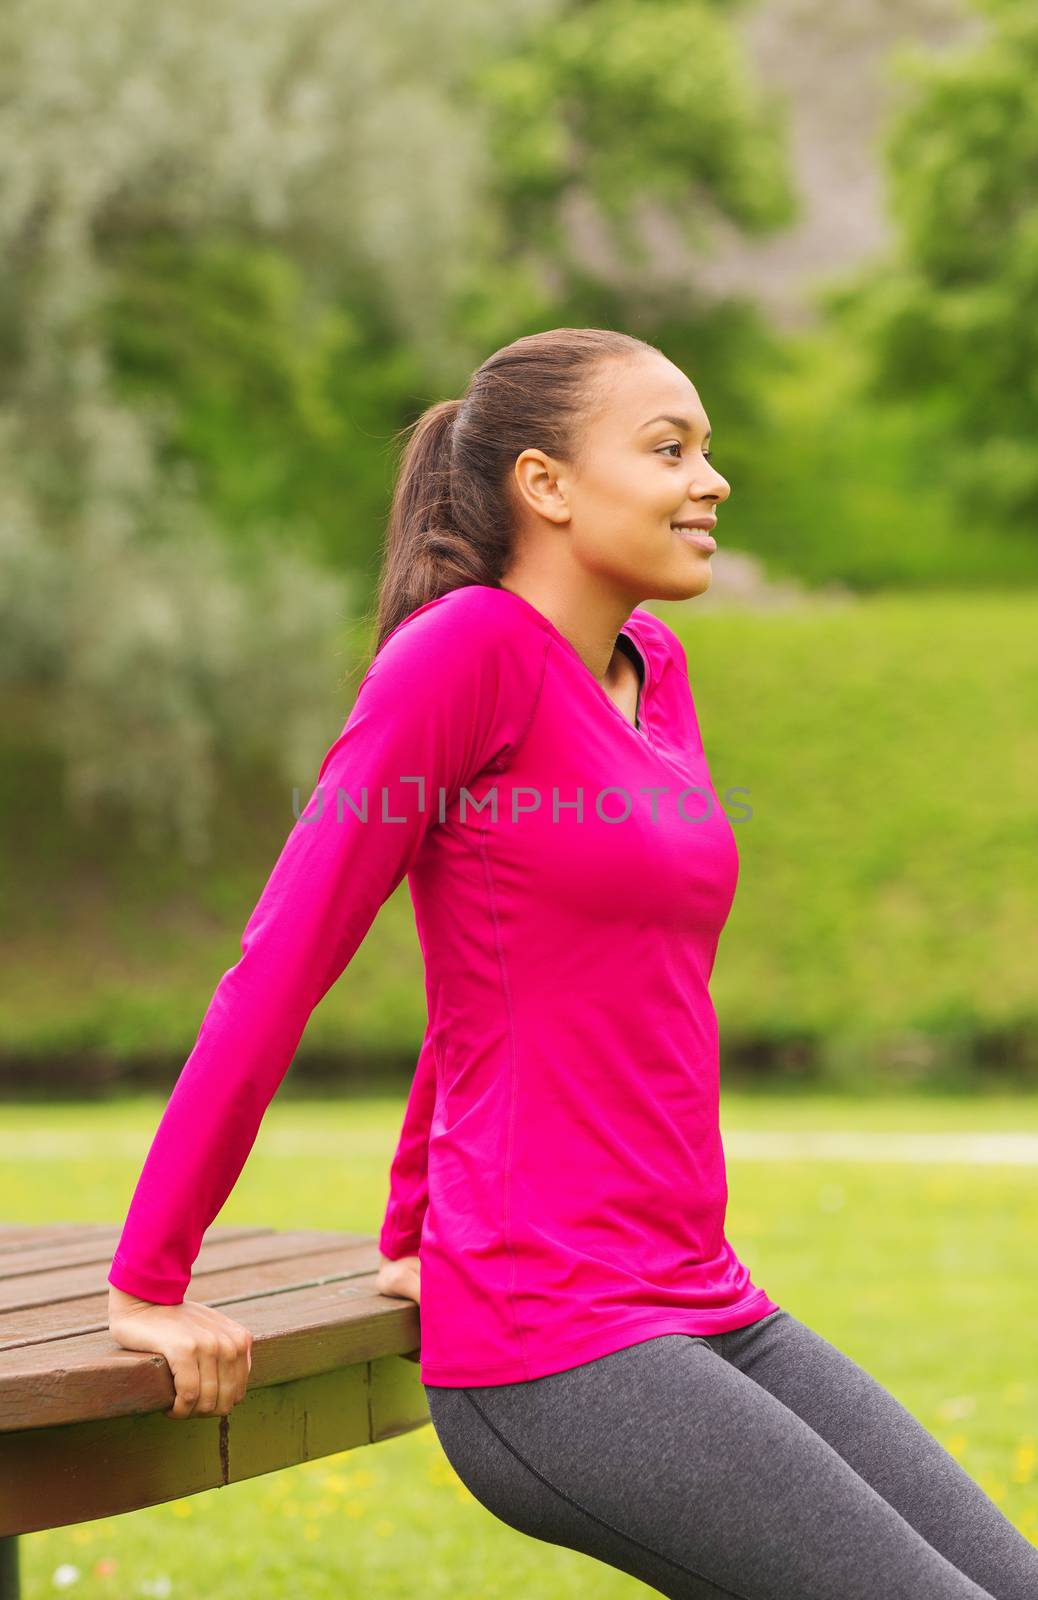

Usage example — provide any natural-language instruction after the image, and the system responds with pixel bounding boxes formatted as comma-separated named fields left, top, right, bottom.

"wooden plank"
left=0, top=1225, right=281, bottom=1290
left=1, top=1233, right=379, bottom=1336
left=0, top=1280, right=423, bottom=1432
left=0, top=1225, right=116, bottom=1258
left=0, top=1235, right=380, bottom=1350
left=0, top=1354, right=429, bottom=1536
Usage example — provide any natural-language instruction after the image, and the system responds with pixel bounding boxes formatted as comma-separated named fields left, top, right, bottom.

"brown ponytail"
left=367, top=326, right=658, bottom=658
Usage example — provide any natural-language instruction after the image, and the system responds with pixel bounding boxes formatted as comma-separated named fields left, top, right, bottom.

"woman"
left=108, top=328, right=1037, bottom=1598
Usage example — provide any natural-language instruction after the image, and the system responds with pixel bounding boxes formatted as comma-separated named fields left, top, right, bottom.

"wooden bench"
left=0, top=1222, right=427, bottom=1599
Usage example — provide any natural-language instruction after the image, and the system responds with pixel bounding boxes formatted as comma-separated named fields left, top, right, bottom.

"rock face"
left=671, top=0, right=985, bottom=331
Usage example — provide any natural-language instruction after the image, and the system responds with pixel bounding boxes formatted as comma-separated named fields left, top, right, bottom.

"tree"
left=819, top=0, right=1038, bottom=531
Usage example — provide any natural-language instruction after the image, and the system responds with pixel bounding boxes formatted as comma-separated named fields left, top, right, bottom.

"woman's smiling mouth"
left=672, top=515, right=718, bottom=552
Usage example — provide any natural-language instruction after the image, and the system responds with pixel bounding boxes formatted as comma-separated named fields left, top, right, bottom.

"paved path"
left=724, top=1131, right=1038, bottom=1165
left=5, top=1130, right=1038, bottom=1164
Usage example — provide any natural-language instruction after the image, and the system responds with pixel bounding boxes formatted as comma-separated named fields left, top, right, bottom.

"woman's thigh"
left=424, top=1329, right=1000, bottom=1600
left=715, top=1308, right=1038, bottom=1600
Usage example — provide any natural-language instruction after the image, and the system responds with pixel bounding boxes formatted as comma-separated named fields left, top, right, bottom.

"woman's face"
left=514, top=350, right=731, bottom=603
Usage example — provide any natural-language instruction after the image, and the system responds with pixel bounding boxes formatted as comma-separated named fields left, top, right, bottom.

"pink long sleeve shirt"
left=108, top=582, right=779, bottom=1386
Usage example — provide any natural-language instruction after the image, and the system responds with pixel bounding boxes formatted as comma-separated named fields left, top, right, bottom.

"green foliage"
left=466, top=0, right=798, bottom=274
left=818, top=0, right=1038, bottom=527
left=0, top=510, right=358, bottom=859
left=104, top=232, right=426, bottom=571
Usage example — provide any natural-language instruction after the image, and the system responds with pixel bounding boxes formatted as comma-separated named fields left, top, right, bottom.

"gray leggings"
left=424, top=1309, right=1038, bottom=1599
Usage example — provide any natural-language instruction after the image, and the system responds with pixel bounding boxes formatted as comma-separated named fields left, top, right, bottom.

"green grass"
left=655, top=588, right=1038, bottom=1064
left=11, top=1093, right=1038, bottom=1597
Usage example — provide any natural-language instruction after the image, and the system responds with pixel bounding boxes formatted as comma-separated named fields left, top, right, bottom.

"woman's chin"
left=667, top=560, right=713, bottom=602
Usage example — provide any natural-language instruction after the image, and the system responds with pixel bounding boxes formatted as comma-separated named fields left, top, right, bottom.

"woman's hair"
left=369, top=326, right=659, bottom=655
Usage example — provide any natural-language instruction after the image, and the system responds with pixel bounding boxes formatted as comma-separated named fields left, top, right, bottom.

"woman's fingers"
left=376, top=1252, right=421, bottom=1304
left=215, top=1334, right=240, bottom=1415
left=190, top=1304, right=254, bottom=1405
left=164, top=1349, right=202, bottom=1420
left=110, top=1297, right=254, bottom=1421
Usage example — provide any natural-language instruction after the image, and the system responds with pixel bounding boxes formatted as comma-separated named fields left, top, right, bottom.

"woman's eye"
left=658, top=443, right=713, bottom=462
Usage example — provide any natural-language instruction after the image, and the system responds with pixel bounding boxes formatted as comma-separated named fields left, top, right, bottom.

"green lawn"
left=10, top=1092, right=1038, bottom=1597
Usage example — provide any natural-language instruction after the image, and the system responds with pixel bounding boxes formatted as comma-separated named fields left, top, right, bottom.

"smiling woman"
left=107, top=327, right=1038, bottom=1600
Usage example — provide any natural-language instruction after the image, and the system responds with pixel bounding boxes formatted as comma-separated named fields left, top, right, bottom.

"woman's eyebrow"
left=637, top=413, right=711, bottom=439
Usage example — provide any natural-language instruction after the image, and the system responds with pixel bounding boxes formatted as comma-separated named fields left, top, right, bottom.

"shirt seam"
left=471, top=635, right=549, bottom=1381
left=109, top=1250, right=186, bottom=1299
left=478, top=824, right=530, bottom=1379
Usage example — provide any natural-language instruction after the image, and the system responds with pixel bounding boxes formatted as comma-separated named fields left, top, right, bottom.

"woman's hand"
left=108, top=1285, right=254, bottom=1421
left=376, top=1252, right=421, bottom=1306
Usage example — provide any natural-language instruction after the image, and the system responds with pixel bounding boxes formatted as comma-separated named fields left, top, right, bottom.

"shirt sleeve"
left=107, top=585, right=547, bottom=1304
left=377, top=1032, right=437, bottom=1261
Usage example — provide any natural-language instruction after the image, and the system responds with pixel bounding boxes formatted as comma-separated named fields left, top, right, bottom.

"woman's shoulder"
left=361, top=585, right=551, bottom=714
left=378, top=583, right=539, bottom=657
left=356, top=584, right=550, bottom=770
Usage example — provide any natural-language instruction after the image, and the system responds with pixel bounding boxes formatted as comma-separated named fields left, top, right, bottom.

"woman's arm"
left=378, top=1031, right=438, bottom=1260
left=106, top=587, right=548, bottom=1306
